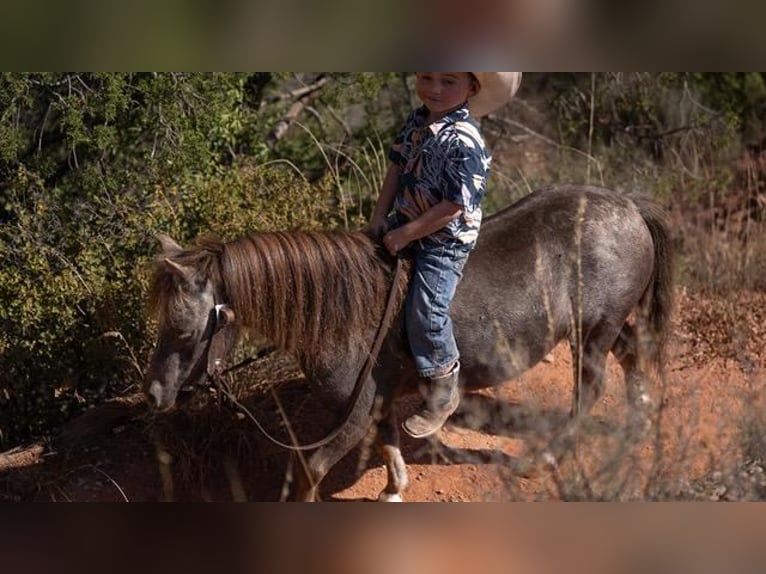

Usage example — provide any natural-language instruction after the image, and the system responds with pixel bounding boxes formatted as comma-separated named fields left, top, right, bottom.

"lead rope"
left=211, top=256, right=404, bottom=452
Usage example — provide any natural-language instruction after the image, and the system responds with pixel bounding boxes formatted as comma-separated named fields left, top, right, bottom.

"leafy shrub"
left=0, top=161, right=338, bottom=447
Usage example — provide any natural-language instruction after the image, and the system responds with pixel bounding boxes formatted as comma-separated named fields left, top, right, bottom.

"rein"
left=208, top=256, right=404, bottom=452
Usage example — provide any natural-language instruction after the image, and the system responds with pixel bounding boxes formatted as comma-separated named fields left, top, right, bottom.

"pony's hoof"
left=512, top=452, right=557, bottom=478
left=378, top=492, right=404, bottom=502
left=627, top=413, right=652, bottom=439
left=512, top=456, right=541, bottom=478
left=541, top=451, right=559, bottom=471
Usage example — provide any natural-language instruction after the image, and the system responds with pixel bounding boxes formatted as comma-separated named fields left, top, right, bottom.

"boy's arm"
left=365, top=163, right=401, bottom=238
left=383, top=200, right=463, bottom=256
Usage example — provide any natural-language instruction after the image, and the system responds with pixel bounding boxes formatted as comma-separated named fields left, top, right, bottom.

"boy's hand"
left=364, top=215, right=388, bottom=240
left=383, top=227, right=411, bottom=256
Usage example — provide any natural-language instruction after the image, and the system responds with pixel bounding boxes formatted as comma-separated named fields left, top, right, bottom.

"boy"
left=367, top=72, right=521, bottom=438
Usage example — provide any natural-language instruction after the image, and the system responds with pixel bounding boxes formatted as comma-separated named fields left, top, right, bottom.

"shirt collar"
left=414, top=104, right=471, bottom=133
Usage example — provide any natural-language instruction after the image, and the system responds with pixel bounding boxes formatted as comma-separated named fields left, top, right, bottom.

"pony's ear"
left=156, top=234, right=183, bottom=256
left=163, top=258, right=194, bottom=282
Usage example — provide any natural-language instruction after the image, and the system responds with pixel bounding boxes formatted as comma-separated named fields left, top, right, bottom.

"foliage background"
left=1, top=72, right=764, bottom=449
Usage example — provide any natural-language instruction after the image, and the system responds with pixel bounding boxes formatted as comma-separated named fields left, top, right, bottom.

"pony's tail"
left=634, top=196, right=675, bottom=371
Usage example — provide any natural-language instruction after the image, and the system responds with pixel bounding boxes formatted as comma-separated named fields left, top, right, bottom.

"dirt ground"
left=1, top=289, right=765, bottom=502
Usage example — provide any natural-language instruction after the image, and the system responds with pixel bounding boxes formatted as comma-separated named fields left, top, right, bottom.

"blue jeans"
left=406, top=237, right=472, bottom=378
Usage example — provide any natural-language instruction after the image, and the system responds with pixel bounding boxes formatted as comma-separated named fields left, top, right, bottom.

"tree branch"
left=266, top=75, right=330, bottom=148
left=263, top=75, right=330, bottom=106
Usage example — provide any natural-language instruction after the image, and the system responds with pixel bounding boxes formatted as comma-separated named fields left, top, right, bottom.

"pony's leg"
left=293, top=411, right=375, bottom=502
left=570, top=339, right=609, bottom=418
left=612, top=323, right=654, bottom=431
left=548, top=334, right=612, bottom=460
left=292, top=455, right=320, bottom=502
left=375, top=408, right=408, bottom=502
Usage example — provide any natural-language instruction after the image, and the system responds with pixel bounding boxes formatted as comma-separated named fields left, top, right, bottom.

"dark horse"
left=145, top=185, right=673, bottom=501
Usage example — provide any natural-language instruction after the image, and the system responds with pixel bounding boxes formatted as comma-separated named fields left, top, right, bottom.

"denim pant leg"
left=406, top=240, right=471, bottom=378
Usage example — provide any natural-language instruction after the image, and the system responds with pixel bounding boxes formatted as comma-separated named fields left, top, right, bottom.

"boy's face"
left=415, top=72, right=479, bottom=119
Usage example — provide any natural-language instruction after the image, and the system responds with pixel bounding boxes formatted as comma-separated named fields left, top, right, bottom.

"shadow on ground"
left=0, top=377, right=594, bottom=502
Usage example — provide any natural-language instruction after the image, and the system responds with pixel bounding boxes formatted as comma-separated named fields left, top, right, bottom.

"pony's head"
left=144, top=234, right=238, bottom=410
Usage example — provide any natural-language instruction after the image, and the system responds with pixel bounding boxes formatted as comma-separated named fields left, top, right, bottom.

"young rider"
left=367, top=72, right=521, bottom=438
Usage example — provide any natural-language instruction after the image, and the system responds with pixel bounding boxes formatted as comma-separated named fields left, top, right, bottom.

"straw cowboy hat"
left=469, top=72, right=522, bottom=118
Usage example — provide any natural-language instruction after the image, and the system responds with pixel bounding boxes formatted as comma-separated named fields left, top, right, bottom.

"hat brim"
left=469, top=72, right=522, bottom=118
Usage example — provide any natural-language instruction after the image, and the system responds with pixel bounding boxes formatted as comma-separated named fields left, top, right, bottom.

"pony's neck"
left=222, top=230, right=398, bottom=368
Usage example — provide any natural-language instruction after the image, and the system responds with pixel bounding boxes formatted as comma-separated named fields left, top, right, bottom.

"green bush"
left=0, top=161, right=339, bottom=447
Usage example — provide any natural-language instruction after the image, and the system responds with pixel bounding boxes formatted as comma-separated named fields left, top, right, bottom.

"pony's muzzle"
left=146, top=380, right=174, bottom=411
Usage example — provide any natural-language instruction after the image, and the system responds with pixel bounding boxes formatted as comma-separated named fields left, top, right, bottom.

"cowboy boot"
left=403, top=362, right=461, bottom=439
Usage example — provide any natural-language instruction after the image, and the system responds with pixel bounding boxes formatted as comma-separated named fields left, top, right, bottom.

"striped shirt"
left=389, top=104, right=490, bottom=245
